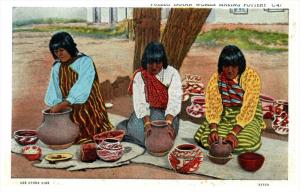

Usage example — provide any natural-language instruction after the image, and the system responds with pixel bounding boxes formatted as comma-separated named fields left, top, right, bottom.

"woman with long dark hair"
left=45, top=31, right=114, bottom=144
left=194, top=45, right=265, bottom=153
left=117, top=42, right=182, bottom=147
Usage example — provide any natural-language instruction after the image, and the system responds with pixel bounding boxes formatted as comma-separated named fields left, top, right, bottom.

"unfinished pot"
left=37, top=108, right=79, bottom=150
left=209, top=137, right=233, bottom=157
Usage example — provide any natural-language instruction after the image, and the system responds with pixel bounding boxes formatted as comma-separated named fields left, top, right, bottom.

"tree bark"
left=161, top=8, right=211, bottom=70
left=132, top=8, right=161, bottom=71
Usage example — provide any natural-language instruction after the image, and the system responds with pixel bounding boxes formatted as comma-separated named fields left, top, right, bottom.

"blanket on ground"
left=11, top=113, right=288, bottom=179
left=131, top=119, right=288, bottom=180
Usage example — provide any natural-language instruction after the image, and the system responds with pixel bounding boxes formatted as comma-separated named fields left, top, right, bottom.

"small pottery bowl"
left=22, top=145, right=42, bottom=161
left=93, top=130, right=125, bottom=144
left=209, top=138, right=233, bottom=157
left=13, top=129, right=39, bottom=145
left=104, top=102, right=113, bottom=109
left=238, top=152, right=265, bottom=172
left=207, top=153, right=232, bottom=165
left=168, top=143, right=203, bottom=174
left=191, top=95, right=205, bottom=105
left=96, top=138, right=124, bottom=162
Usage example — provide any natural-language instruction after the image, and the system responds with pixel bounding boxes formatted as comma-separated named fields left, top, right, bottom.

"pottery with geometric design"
left=96, top=138, right=124, bottom=162
left=168, top=143, right=203, bottom=174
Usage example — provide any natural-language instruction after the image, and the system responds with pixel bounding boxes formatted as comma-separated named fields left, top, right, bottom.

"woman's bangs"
left=146, top=53, right=164, bottom=64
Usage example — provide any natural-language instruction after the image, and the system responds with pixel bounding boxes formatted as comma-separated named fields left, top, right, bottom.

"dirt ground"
left=11, top=24, right=288, bottom=179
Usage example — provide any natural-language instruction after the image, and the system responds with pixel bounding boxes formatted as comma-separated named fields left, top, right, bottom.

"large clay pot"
left=96, top=138, right=124, bottom=162
left=145, top=120, right=175, bottom=157
left=168, top=143, right=203, bottom=174
left=37, top=108, right=79, bottom=150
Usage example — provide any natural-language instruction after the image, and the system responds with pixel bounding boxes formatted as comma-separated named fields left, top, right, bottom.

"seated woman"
left=194, top=45, right=266, bottom=154
left=117, top=42, right=182, bottom=147
left=44, top=31, right=114, bottom=144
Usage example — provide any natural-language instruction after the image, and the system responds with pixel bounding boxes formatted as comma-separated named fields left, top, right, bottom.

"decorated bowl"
left=13, top=129, right=39, bottom=145
left=96, top=138, right=124, bottom=162
left=93, top=130, right=125, bottom=144
left=168, top=143, right=203, bottom=174
left=22, top=145, right=42, bottom=161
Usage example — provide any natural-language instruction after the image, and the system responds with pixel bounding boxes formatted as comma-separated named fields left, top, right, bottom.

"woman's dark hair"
left=49, top=32, right=79, bottom=59
left=218, top=45, right=246, bottom=75
left=141, top=42, right=168, bottom=69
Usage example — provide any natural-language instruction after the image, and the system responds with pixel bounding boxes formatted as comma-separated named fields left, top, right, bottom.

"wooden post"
left=132, top=8, right=161, bottom=71
left=161, top=8, right=211, bottom=70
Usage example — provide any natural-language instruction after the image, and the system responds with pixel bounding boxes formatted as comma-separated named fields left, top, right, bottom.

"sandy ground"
left=11, top=24, right=288, bottom=179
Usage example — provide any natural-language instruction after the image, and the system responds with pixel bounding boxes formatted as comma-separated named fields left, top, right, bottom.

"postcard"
left=1, top=0, right=300, bottom=192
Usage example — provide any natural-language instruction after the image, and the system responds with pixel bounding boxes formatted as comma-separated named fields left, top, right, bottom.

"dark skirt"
left=116, top=108, right=179, bottom=147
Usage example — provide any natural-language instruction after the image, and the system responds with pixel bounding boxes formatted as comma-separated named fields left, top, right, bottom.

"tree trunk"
left=161, top=8, right=211, bottom=70
left=132, top=8, right=161, bottom=71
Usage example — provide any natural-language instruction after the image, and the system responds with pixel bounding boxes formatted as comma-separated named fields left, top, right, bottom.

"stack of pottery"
left=96, top=138, right=124, bottom=162
left=168, top=143, right=203, bottom=174
left=37, top=108, right=79, bottom=150
left=207, top=137, right=233, bottom=164
left=145, top=120, right=175, bottom=157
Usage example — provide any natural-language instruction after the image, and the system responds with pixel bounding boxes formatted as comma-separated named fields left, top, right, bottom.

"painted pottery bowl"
left=168, top=143, right=203, bottom=174
left=13, top=129, right=39, bottom=145
left=93, top=130, right=125, bottom=144
left=238, top=152, right=265, bottom=172
left=209, top=139, right=233, bottom=157
left=207, top=153, right=232, bottom=165
left=191, top=95, right=205, bottom=105
left=96, top=138, right=124, bottom=162
left=22, top=145, right=42, bottom=161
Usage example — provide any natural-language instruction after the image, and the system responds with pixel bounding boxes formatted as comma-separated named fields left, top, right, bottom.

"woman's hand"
left=50, top=101, right=70, bottom=113
left=143, top=116, right=152, bottom=136
left=225, top=133, right=239, bottom=149
left=208, top=123, right=219, bottom=145
left=166, top=114, right=175, bottom=139
left=208, top=131, right=219, bottom=145
left=225, top=125, right=242, bottom=149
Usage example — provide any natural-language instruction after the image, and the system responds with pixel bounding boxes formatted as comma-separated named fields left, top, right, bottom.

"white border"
left=1, top=0, right=300, bottom=192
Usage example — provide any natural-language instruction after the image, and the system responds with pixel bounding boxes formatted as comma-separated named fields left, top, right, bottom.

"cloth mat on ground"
left=11, top=113, right=288, bottom=179
left=11, top=113, right=145, bottom=171
left=131, top=119, right=288, bottom=180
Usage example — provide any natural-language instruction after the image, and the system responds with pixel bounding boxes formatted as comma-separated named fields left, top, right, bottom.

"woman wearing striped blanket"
left=194, top=45, right=266, bottom=154
left=44, top=32, right=114, bottom=144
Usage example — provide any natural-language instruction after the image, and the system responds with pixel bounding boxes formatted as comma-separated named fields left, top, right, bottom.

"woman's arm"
left=205, top=73, right=223, bottom=124
left=66, top=56, right=95, bottom=104
left=132, top=72, right=151, bottom=119
left=165, top=68, right=182, bottom=118
left=236, top=68, right=261, bottom=127
left=44, top=64, right=63, bottom=106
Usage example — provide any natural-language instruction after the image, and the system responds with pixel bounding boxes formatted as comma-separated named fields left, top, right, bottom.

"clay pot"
left=207, top=153, right=232, bottom=165
left=13, top=129, right=38, bottom=145
left=209, top=137, right=233, bottom=157
left=168, top=143, right=203, bottom=174
left=238, top=152, right=265, bottom=172
left=22, top=145, right=42, bottom=161
left=37, top=108, right=79, bottom=150
left=145, top=120, right=175, bottom=157
left=96, top=138, right=124, bottom=162
left=93, top=130, right=125, bottom=144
